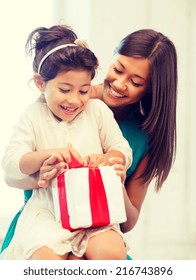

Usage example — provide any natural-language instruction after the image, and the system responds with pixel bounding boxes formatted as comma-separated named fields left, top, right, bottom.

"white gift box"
left=52, top=164, right=127, bottom=231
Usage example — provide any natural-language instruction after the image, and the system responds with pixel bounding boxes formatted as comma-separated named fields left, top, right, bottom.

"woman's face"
left=103, top=54, right=150, bottom=108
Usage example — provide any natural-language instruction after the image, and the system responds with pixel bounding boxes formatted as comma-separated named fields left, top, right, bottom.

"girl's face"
left=103, top=54, right=150, bottom=108
left=43, top=70, right=92, bottom=122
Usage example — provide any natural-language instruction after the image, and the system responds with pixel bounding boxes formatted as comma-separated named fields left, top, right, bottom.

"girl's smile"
left=60, top=105, right=79, bottom=115
left=42, top=70, right=92, bottom=122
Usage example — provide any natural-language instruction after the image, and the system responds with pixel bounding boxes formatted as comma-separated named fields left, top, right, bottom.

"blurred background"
left=0, top=0, right=195, bottom=259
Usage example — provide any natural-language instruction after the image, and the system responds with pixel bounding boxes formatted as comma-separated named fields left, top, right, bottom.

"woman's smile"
left=109, top=86, right=125, bottom=98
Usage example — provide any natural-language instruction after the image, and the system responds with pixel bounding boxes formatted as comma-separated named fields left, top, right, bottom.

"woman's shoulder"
left=119, top=112, right=148, bottom=143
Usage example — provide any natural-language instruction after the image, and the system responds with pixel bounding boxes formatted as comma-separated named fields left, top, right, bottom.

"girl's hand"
left=82, top=153, right=106, bottom=167
left=38, top=144, right=83, bottom=188
left=82, top=154, right=126, bottom=183
left=107, top=157, right=126, bottom=184
left=83, top=153, right=124, bottom=167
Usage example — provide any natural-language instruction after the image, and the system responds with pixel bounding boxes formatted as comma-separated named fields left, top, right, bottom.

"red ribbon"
left=57, top=154, right=110, bottom=230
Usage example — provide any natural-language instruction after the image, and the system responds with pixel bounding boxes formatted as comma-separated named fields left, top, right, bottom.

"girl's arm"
left=120, top=155, right=149, bottom=233
left=3, top=156, right=63, bottom=190
left=19, top=150, right=58, bottom=175
left=4, top=144, right=85, bottom=189
left=20, top=142, right=86, bottom=176
left=5, top=150, right=127, bottom=190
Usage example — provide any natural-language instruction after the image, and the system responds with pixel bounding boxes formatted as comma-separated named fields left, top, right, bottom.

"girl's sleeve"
left=1, top=104, right=37, bottom=179
left=95, top=100, right=133, bottom=170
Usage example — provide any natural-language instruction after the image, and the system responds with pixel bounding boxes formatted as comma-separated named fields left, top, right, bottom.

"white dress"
left=1, top=99, right=132, bottom=259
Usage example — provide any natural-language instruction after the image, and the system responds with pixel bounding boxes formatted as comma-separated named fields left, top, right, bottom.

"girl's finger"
left=68, top=143, right=85, bottom=164
left=43, top=154, right=58, bottom=166
left=108, top=157, right=123, bottom=165
left=43, top=168, right=58, bottom=180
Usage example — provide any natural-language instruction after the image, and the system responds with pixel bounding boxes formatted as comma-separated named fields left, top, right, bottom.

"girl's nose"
left=66, top=92, right=79, bottom=105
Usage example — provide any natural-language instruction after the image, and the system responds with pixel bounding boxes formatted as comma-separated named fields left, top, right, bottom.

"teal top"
left=119, top=111, right=148, bottom=178
left=0, top=111, right=148, bottom=254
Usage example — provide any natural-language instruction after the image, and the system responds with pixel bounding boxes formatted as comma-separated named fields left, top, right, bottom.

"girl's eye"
left=79, top=90, right=89, bottom=95
left=59, top=88, right=70, bottom=93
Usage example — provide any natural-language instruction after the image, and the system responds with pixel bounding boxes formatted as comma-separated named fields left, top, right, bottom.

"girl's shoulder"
left=17, top=100, right=50, bottom=126
left=21, top=98, right=46, bottom=110
left=87, top=99, right=113, bottom=114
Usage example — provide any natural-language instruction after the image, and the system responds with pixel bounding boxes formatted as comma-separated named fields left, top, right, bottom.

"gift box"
left=52, top=155, right=127, bottom=231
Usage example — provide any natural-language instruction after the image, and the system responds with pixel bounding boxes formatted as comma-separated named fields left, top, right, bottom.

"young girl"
left=1, top=25, right=132, bottom=260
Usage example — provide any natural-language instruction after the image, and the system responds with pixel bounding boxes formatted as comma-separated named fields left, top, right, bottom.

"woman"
left=0, top=28, right=177, bottom=255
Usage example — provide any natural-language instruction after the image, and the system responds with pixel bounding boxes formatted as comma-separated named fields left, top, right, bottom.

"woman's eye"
left=113, top=67, right=122, bottom=74
left=131, top=81, right=143, bottom=87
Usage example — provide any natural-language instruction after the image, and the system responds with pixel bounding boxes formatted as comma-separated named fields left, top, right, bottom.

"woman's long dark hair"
left=116, top=29, right=177, bottom=190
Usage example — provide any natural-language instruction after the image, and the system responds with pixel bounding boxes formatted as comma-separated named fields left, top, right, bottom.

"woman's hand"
left=37, top=155, right=67, bottom=188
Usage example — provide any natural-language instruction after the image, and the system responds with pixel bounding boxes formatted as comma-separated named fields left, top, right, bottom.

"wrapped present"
left=52, top=155, right=127, bottom=231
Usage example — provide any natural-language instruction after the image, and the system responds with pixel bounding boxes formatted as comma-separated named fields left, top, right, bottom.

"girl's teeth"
left=66, top=107, right=75, bottom=111
left=62, top=106, right=76, bottom=111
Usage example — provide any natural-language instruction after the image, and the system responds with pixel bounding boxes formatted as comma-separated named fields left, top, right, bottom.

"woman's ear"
left=33, top=73, right=45, bottom=92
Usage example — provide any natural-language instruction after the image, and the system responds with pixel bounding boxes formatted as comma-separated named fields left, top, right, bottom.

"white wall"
left=0, top=0, right=195, bottom=259
left=0, top=0, right=57, bottom=236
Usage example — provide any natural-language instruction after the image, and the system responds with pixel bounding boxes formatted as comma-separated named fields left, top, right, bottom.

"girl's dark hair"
left=116, top=29, right=177, bottom=190
left=25, top=25, right=99, bottom=81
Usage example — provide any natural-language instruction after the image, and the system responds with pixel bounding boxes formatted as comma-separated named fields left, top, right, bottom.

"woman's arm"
left=4, top=173, right=39, bottom=190
left=90, top=84, right=103, bottom=99
left=120, top=155, right=149, bottom=233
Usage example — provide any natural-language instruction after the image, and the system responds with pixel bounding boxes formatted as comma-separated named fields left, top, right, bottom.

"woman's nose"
left=113, top=78, right=127, bottom=91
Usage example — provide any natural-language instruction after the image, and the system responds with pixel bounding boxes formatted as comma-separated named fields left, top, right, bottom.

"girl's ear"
left=33, top=73, right=45, bottom=92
